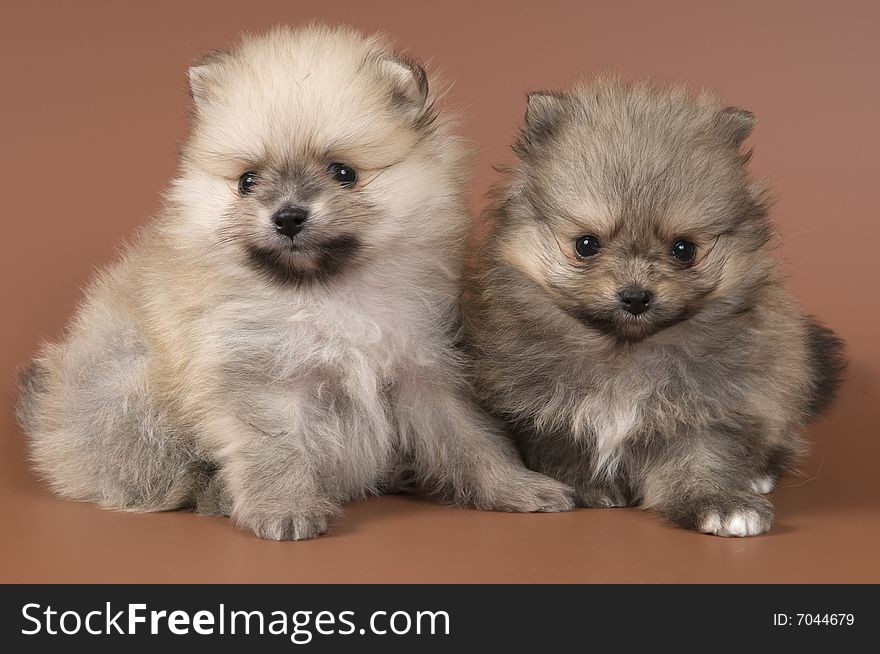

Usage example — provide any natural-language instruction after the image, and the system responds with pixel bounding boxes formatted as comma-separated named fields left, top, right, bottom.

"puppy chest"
left=574, top=386, right=646, bottom=472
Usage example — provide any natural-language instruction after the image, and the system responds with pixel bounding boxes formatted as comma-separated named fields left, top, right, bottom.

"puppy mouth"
left=565, top=306, right=692, bottom=342
left=246, top=234, right=362, bottom=285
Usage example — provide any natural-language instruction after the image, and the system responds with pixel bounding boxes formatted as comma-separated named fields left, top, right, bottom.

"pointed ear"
left=715, top=106, right=756, bottom=146
left=377, top=53, right=429, bottom=116
left=188, top=49, right=230, bottom=110
left=524, top=91, right=570, bottom=145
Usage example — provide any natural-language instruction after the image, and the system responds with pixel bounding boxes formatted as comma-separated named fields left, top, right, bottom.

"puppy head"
left=499, top=78, right=773, bottom=343
left=170, top=25, right=460, bottom=285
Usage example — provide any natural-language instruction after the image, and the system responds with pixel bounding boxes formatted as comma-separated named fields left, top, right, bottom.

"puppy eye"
left=328, top=162, right=358, bottom=188
left=238, top=171, right=258, bottom=196
left=575, top=235, right=602, bottom=258
left=671, top=239, right=697, bottom=263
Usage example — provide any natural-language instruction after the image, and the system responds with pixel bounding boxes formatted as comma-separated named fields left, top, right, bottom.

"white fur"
left=700, top=509, right=769, bottom=537
left=750, top=475, right=776, bottom=494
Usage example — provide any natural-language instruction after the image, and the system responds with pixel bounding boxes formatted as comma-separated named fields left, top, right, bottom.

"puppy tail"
left=15, top=358, right=49, bottom=436
left=803, top=317, right=846, bottom=419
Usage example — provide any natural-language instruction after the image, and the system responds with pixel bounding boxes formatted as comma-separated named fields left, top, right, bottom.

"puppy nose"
left=272, top=205, right=309, bottom=239
left=619, top=286, right=653, bottom=316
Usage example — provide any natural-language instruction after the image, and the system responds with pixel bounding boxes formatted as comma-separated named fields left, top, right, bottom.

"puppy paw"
left=576, top=484, right=634, bottom=508
left=472, top=469, right=576, bottom=513
left=671, top=492, right=774, bottom=537
left=234, top=503, right=341, bottom=541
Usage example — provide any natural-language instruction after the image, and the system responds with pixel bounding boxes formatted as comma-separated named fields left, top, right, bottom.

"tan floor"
left=2, top=389, right=878, bottom=583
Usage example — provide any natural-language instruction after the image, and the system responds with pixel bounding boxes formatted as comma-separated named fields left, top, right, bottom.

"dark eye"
left=328, top=162, right=357, bottom=188
left=575, top=235, right=602, bottom=258
left=671, top=239, right=697, bottom=263
left=238, top=171, right=258, bottom=195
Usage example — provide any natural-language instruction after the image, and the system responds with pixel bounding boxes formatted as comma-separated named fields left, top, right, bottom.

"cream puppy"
left=17, top=26, right=573, bottom=540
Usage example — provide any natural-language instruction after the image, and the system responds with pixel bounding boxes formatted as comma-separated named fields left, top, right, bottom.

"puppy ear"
left=188, top=49, right=230, bottom=110
left=524, top=91, right=570, bottom=146
left=714, top=106, right=756, bottom=147
left=378, top=53, right=429, bottom=116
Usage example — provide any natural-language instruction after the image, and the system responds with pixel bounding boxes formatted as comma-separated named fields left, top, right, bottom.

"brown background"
left=1, top=0, right=878, bottom=582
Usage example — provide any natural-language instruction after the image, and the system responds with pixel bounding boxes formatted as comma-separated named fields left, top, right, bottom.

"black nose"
left=272, top=205, right=309, bottom=239
left=619, top=286, right=654, bottom=316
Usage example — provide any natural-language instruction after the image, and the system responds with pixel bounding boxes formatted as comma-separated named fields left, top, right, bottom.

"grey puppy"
left=463, top=77, right=845, bottom=537
left=16, top=26, right=573, bottom=541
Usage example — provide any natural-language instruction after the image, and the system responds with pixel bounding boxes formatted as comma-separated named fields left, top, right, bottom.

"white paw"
left=749, top=476, right=776, bottom=494
left=699, top=509, right=769, bottom=537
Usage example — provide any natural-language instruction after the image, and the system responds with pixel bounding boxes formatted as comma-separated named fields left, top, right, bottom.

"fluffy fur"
left=16, top=25, right=573, bottom=541
left=462, top=77, right=845, bottom=537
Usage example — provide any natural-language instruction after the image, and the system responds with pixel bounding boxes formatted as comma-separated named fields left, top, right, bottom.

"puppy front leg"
left=513, top=424, right=636, bottom=508
left=640, top=425, right=773, bottom=537
left=210, top=415, right=341, bottom=541
left=396, top=378, right=574, bottom=512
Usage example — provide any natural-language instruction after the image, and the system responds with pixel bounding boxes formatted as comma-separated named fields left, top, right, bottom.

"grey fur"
left=16, top=26, right=573, bottom=541
left=463, top=77, right=845, bottom=537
